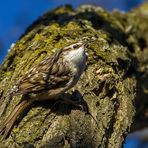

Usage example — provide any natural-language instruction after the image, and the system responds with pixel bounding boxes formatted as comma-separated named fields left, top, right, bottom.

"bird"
left=0, top=41, right=86, bottom=139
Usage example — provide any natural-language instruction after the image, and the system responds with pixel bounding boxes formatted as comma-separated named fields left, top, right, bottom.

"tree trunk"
left=0, top=3, right=148, bottom=148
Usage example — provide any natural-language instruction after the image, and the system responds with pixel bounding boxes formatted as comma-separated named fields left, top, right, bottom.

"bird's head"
left=62, top=42, right=86, bottom=66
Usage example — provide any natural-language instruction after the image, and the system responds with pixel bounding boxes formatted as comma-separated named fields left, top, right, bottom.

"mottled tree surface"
left=0, top=3, right=148, bottom=148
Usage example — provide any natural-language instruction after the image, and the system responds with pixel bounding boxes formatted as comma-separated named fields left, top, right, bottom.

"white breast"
left=64, top=46, right=86, bottom=75
left=64, top=46, right=86, bottom=89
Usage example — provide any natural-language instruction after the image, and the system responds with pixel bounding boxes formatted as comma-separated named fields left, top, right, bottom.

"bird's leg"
left=63, top=98, right=88, bottom=112
left=52, top=92, right=86, bottom=111
left=61, top=97, right=82, bottom=108
left=0, top=99, right=33, bottom=139
left=62, top=93, right=99, bottom=128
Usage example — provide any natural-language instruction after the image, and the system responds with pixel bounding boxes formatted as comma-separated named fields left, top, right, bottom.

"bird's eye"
left=73, top=45, right=78, bottom=49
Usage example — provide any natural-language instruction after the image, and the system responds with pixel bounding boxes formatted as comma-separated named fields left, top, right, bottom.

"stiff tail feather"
left=0, top=99, right=33, bottom=139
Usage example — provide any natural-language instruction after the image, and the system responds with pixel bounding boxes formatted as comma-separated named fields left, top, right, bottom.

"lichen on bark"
left=0, top=3, right=147, bottom=148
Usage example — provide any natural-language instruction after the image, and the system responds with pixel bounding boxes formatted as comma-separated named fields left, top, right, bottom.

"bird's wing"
left=17, top=51, right=72, bottom=94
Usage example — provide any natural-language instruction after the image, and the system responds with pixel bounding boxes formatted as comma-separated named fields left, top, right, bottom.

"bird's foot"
left=53, top=91, right=88, bottom=112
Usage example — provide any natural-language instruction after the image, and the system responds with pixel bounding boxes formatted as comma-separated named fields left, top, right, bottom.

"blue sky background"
left=0, top=0, right=145, bottom=63
left=0, top=0, right=147, bottom=147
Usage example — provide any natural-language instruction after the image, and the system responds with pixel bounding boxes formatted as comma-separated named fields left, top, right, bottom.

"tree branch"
left=0, top=3, right=147, bottom=147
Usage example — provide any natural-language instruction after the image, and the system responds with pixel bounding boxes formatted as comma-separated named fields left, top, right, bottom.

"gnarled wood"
left=0, top=3, right=148, bottom=147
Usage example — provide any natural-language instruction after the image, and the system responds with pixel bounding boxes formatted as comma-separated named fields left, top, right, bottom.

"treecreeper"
left=0, top=42, right=86, bottom=139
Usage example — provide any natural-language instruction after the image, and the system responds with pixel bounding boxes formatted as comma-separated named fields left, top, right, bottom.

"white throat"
left=64, top=46, right=86, bottom=76
left=65, top=46, right=85, bottom=65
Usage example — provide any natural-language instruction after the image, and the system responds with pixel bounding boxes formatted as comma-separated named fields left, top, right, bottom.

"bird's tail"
left=0, top=99, right=33, bottom=139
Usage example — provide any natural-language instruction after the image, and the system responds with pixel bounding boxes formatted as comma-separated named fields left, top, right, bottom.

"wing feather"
left=17, top=51, right=72, bottom=94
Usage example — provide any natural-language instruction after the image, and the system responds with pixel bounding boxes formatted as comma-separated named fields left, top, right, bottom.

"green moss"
left=0, top=3, right=145, bottom=147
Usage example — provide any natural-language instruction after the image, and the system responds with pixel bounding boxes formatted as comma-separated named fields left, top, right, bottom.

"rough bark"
left=0, top=3, right=147, bottom=148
